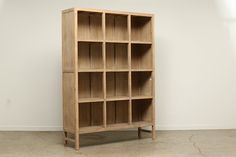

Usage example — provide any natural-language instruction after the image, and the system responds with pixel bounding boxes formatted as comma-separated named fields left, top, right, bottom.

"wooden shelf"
left=131, top=69, right=152, bottom=72
left=106, top=96, right=129, bottom=101
left=106, top=69, right=129, bottom=72
left=132, top=96, right=153, bottom=100
left=78, top=69, right=103, bottom=72
left=79, top=121, right=152, bottom=134
left=78, top=98, right=104, bottom=103
left=62, top=8, right=155, bottom=150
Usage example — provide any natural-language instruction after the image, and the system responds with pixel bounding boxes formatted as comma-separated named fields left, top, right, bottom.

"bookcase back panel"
left=79, top=102, right=103, bottom=127
left=78, top=12, right=103, bottom=40
left=78, top=42, right=103, bottom=69
left=106, top=14, right=128, bottom=41
left=106, top=72, right=129, bottom=97
left=106, top=43, right=128, bottom=69
left=107, top=101, right=128, bottom=124
left=78, top=72, right=103, bottom=98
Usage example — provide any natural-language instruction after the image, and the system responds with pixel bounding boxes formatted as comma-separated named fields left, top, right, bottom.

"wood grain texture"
left=62, top=8, right=155, bottom=150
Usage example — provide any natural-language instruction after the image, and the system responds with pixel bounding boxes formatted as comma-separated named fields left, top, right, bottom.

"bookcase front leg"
left=64, top=131, right=68, bottom=145
left=75, top=133, right=80, bottom=150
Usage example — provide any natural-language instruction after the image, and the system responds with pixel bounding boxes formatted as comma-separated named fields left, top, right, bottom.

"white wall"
left=0, top=0, right=236, bottom=131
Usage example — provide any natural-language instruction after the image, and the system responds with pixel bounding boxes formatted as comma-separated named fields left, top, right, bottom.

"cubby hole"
left=131, top=16, right=152, bottom=42
left=79, top=102, right=103, bottom=128
left=106, top=72, right=129, bottom=99
left=131, top=44, right=152, bottom=70
left=78, top=42, right=103, bottom=71
left=132, top=99, right=152, bottom=123
left=106, top=100, right=129, bottom=125
left=78, top=72, right=103, bottom=100
left=77, top=11, right=102, bottom=40
left=106, top=43, right=128, bottom=70
left=132, top=72, right=152, bottom=97
left=106, top=14, right=128, bottom=41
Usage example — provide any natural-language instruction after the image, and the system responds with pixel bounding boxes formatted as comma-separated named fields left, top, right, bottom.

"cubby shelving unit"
left=62, top=8, right=155, bottom=150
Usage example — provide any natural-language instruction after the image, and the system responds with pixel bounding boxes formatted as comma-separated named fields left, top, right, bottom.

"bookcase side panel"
left=63, top=73, right=76, bottom=132
left=62, top=11, right=76, bottom=72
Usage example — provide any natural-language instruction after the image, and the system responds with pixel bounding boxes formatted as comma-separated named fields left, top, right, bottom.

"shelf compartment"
left=78, top=42, right=103, bottom=70
left=106, top=14, right=128, bottom=41
left=79, top=102, right=103, bottom=128
left=78, top=72, right=103, bottom=99
left=131, top=44, right=152, bottom=69
left=106, top=43, right=128, bottom=70
left=106, top=72, right=129, bottom=98
left=77, top=11, right=103, bottom=40
left=132, top=72, right=152, bottom=97
left=131, top=16, right=152, bottom=42
left=107, top=100, right=129, bottom=125
left=132, top=99, right=152, bottom=123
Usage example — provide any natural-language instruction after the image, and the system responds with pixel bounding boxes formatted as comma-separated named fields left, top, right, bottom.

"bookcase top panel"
left=62, top=7, right=154, bottom=17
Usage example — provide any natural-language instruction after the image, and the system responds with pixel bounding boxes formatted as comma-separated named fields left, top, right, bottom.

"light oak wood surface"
left=62, top=8, right=155, bottom=150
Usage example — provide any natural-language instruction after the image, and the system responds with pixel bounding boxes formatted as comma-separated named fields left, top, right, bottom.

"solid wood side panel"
left=62, top=11, right=76, bottom=72
left=63, top=73, right=76, bottom=132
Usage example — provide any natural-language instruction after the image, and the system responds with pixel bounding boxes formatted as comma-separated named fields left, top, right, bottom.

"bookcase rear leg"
left=152, top=125, right=156, bottom=140
left=138, top=127, right=142, bottom=139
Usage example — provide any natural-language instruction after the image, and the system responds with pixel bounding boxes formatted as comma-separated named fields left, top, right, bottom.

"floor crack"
left=189, top=134, right=206, bottom=157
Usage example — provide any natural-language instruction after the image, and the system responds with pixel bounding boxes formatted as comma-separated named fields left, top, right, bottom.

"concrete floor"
left=0, top=130, right=235, bottom=157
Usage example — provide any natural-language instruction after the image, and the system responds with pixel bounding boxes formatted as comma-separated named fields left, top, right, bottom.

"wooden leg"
left=152, top=125, right=156, bottom=140
left=138, top=127, right=142, bottom=139
left=75, top=132, right=80, bottom=151
left=64, top=132, right=68, bottom=145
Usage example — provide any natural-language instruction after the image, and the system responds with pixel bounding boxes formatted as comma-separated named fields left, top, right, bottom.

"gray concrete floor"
left=0, top=130, right=236, bottom=157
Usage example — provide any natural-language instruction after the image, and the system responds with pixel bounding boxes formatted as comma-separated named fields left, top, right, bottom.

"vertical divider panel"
left=151, top=15, right=156, bottom=138
left=102, top=12, right=107, bottom=128
left=128, top=14, right=132, bottom=124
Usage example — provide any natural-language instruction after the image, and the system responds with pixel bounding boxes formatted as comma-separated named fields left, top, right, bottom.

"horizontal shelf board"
left=78, top=39, right=103, bottom=43
left=79, top=126, right=104, bottom=134
left=106, top=40, right=129, bottom=44
left=106, top=69, right=129, bottom=72
left=78, top=98, right=104, bottom=103
left=131, top=96, right=153, bottom=100
left=131, top=69, right=153, bottom=72
left=78, top=69, right=104, bottom=72
left=79, top=121, right=152, bottom=134
left=131, top=41, right=152, bottom=44
left=106, top=96, right=130, bottom=101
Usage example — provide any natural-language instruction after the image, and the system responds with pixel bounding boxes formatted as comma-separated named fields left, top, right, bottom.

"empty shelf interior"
left=131, top=44, right=152, bottom=69
left=132, top=72, right=152, bottom=97
left=106, top=43, right=128, bottom=70
left=106, top=14, right=128, bottom=41
left=107, top=100, right=129, bottom=125
left=132, top=99, right=152, bottom=123
left=77, top=11, right=103, bottom=40
left=78, top=72, right=103, bottom=99
left=131, top=16, right=152, bottom=42
left=106, top=72, right=129, bottom=98
left=78, top=42, right=103, bottom=70
left=79, top=102, right=103, bottom=127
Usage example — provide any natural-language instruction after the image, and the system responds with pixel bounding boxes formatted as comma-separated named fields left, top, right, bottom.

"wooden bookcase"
left=62, top=8, right=155, bottom=150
